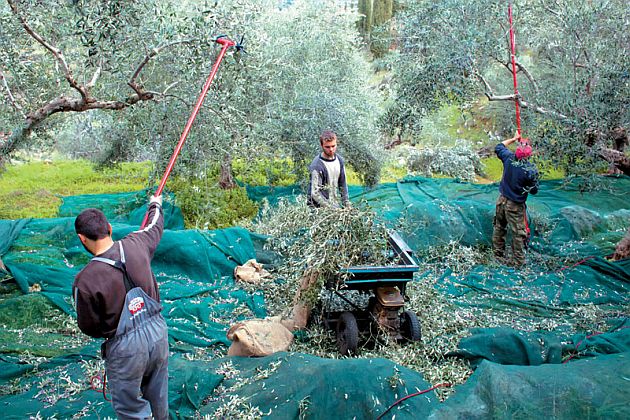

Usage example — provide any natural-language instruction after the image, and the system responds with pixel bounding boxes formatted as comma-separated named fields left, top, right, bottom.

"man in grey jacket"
left=307, top=130, right=349, bottom=208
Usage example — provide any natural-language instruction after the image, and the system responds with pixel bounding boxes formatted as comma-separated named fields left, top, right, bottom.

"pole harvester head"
left=214, top=34, right=246, bottom=53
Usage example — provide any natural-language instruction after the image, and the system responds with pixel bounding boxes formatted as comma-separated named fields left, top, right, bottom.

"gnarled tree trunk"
left=219, top=153, right=236, bottom=189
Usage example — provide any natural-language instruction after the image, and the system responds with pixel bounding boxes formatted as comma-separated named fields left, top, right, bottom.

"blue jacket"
left=496, top=143, right=539, bottom=203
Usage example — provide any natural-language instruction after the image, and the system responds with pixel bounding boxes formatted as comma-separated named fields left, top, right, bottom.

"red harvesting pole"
left=508, top=3, right=522, bottom=139
left=141, top=36, right=236, bottom=229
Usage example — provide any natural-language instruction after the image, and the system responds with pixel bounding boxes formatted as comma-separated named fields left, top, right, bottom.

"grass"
left=0, top=160, right=151, bottom=219
left=0, top=147, right=564, bottom=222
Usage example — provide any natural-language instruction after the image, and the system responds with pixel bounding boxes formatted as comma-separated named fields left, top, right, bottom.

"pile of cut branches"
left=252, top=196, right=390, bottom=309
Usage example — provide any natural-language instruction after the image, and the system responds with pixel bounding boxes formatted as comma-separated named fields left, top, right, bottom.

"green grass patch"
left=482, top=157, right=504, bottom=182
left=232, top=157, right=297, bottom=186
left=0, top=160, right=151, bottom=219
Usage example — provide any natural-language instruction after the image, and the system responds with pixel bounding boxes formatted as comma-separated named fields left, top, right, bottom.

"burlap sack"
left=289, top=269, right=320, bottom=330
left=233, top=259, right=271, bottom=284
left=227, top=316, right=293, bottom=357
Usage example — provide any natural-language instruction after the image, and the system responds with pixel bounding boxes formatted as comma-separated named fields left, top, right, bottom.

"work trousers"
left=105, top=314, right=169, bottom=420
left=492, top=195, right=527, bottom=267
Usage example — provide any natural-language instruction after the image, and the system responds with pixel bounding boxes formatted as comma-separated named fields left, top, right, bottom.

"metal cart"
left=318, top=230, right=421, bottom=355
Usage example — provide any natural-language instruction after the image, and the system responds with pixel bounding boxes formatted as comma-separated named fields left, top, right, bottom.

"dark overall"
left=93, top=242, right=169, bottom=420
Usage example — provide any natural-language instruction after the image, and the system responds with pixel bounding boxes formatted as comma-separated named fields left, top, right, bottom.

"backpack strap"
left=92, top=242, right=137, bottom=292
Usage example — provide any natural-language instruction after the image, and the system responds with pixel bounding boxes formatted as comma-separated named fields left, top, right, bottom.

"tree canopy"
left=384, top=0, right=630, bottom=177
left=0, top=0, right=383, bottom=184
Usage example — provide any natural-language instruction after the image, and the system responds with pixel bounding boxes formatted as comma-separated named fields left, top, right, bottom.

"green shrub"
left=168, top=175, right=258, bottom=229
left=406, top=143, right=483, bottom=182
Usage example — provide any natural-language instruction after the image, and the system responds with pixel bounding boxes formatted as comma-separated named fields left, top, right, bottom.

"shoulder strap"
left=91, top=242, right=137, bottom=292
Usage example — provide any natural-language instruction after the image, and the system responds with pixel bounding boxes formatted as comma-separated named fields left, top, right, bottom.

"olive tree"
left=1, top=0, right=384, bottom=186
left=177, top=0, right=385, bottom=187
left=0, top=0, right=244, bottom=169
left=384, top=0, right=630, bottom=176
left=249, top=0, right=384, bottom=185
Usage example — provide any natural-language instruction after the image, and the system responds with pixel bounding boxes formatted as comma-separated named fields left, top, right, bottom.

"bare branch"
left=153, top=93, right=190, bottom=107
left=574, top=32, right=591, bottom=65
left=518, top=97, right=569, bottom=120
left=514, top=59, right=539, bottom=93
left=544, top=5, right=561, bottom=17
left=7, top=0, right=88, bottom=101
left=0, top=68, right=24, bottom=115
left=475, top=72, right=569, bottom=120
left=142, top=82, right=189, bottom=106
left=162, top=81, right=179, bottom=95
left=86, top=66, right=102, bottom=89
left=128, top=39, right=194, bottom=94
left=475, top=71, right=499, bottom=98
left=496, top=57, right=540, bottom=93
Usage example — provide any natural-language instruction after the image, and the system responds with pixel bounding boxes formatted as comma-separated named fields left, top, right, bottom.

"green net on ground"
left=0, top=177, right=628, bottom=418
left=432, top=351, right=630, bottom=419
left=250, top=176, right=630, bottom=256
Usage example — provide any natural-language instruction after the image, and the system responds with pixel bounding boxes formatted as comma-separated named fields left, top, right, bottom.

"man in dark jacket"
left=493, top=134, right=539, bottom=267
left=307, top=130, right=349, bottom=208
left=73, top=195, right=168, bottom=420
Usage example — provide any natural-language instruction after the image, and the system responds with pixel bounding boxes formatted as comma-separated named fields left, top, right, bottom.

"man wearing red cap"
left=493, top=134, right=539, bottom=267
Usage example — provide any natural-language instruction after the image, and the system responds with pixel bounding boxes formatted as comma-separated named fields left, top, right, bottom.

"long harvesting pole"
left=508, top=3, right=522, bottom=139
left=141, top=36, right=236, bottom=228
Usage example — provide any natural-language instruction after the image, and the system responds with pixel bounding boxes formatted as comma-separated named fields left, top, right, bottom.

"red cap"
left=515, top=144, right=532, bottom=160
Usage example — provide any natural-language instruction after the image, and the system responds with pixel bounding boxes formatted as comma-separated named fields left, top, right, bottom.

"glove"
left=149, top=195, right=163, bottom=206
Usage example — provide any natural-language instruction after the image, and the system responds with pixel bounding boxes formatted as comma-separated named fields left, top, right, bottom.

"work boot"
left=494, top=254, right=508, bottom=266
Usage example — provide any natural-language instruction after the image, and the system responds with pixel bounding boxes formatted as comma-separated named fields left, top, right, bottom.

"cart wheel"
left=400, top=310, right=421, bottom=342
left=336, top=311, right=359, bottom=356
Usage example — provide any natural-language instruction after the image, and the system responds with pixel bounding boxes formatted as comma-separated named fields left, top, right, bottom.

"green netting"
left=432, top=352, right=630, bottom=419
left=197, top=352, right=440, bottom=419
left=58, top=189, right=186, bottom=230
left=0, top=176, right=628, bottom=418
left=447, top=318, right=630, bottom=369
left=437, top=257, right=630, bottom=315
left=249, top=176, right=630, bottom=256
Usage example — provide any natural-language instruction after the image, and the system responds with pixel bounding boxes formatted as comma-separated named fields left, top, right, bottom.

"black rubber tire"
left=336, top=311, right=359, bottom=356
left=400, top=310, right=421, bottom=342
